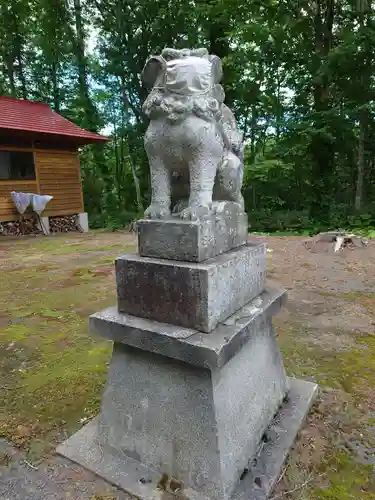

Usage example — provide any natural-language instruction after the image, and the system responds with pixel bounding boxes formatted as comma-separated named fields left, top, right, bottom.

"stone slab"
left=0, top=438, right=133, bottom=500
left=116, top=242, right=266, bottom=333
left=91, top=286, right=286, bottom=369
left=56, top=378, right=317, bottom=500
left=137, top=205, right=248, bottom=262
left=234, top=378, right=318, bottom=499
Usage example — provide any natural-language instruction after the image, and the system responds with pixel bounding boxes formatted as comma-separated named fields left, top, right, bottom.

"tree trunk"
left=355, top=112, right=367, bottom=210
left=12, top=8, right=27, bottom=99
left=354, top=0, right=372, bottom=211
left=51, top=61, right=60, bottom=112
left=309, top=0, right=335, bottom=224
left=130, top=157, right=143, bottom=213
left=120, top=82, right=143, bottom=212
left=6, top=55, right=16, bottom=96
left=249, top=105, right=257, bottom=164
left=275, top=70, right=281, bottom=141
left=73, top=0, right=97, bottom=130
left=16, top=51, right=27, bottom=99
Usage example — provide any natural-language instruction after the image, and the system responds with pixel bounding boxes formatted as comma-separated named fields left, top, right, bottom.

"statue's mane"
left=143, top=89, right=222, bottom=123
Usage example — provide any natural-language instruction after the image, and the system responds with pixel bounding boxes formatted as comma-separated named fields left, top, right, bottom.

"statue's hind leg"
left=213, top=152, right=244, bottom=211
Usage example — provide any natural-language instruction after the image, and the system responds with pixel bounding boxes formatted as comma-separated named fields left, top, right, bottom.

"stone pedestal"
left=116, top=243, right=266, bottom=332
left=137, top=204, right=248, bottom=262
left=57, top=210, right=317, bottom=499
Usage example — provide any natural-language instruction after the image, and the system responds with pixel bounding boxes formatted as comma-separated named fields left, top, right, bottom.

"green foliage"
left=1, top=0, right=375, bottom=231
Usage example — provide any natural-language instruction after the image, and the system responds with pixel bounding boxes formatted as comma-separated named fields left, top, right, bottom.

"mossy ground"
left=1, top=232, right=375, bottom=498
left=0, top=232, right=136, bottom=462
left=266, top=235, right=375, bottom=499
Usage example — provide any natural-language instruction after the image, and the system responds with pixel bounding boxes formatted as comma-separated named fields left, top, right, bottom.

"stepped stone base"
left=91, top=287, right=285, bottom=369
left=57, top=205, right=317, bottom=499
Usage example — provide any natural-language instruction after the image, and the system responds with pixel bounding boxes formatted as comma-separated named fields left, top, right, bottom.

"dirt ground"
left=1, top=232, right=375, bottom=499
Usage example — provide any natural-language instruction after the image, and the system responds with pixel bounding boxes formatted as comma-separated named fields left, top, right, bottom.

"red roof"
left=0, top=96, right=109, bottom=143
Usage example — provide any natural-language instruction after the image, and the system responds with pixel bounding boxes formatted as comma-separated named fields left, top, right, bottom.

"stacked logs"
left=0, top=214, right=83, bottom=236
left=49, top=215, right=83, bottom=233
left=0, top=215, right=41, bottom=236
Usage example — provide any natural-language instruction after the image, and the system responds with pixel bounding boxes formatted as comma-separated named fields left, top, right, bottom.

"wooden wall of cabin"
left=0, top=147, right=84, bottom=222
left=35, top=150, right=84, bottom=217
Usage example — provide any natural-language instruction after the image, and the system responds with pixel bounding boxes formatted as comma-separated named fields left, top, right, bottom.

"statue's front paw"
left=172, top=199, right=189, bottom=215
left=144, top=204, right=171, bottom=219
left=180, top=204, right=212, bottom=221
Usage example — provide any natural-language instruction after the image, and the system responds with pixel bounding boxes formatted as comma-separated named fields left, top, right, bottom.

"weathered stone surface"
left=56, top=377, right=317, bottom=500
left=137, top=203, right=248, bottom=262
left=91, top=287, right=286, bottom=369
left=116, top=242, right=266, bottom=333
left=61, top=295, right=288, bottom=500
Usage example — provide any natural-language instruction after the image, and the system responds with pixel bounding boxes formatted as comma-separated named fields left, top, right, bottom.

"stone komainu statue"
left=142, top=47, right=244, bottom=220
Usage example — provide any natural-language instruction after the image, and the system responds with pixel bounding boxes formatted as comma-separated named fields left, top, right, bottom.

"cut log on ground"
left=304, top=231, right=369, bottom=253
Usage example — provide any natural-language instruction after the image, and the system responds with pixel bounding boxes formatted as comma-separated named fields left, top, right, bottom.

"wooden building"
left=0, top=96, right=108, bottom=228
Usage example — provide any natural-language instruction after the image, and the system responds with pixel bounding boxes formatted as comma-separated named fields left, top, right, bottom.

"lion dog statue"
left=142, top=47, right=244, bottom=220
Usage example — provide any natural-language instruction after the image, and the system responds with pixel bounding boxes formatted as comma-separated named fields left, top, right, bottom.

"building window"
left=0, top=151, right=36, bottom=180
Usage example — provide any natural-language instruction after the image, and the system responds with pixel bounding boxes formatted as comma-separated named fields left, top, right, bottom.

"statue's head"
left=141, top=48, right=223, bottom=94
left=141, top=48, right=225, bottom=122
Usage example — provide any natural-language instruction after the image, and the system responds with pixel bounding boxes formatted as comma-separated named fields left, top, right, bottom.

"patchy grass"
left=1, top=232, right=375, bottom=498
left=272, top=286, right=375, bottom=495
left=273, top=315, right=375, bottom=498
left=0, top=232, right=136, bottom=460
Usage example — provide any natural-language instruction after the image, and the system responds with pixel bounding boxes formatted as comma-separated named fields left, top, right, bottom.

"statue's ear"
left=209, top=55, right=223, bottom=84
left=141, top=56, right=165, bottom=89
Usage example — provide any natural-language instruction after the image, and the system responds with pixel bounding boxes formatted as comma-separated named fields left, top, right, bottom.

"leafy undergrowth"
left=0, top=232, right=136, bottom=461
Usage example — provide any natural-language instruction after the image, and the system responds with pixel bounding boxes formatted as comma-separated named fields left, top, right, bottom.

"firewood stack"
left=49, top=215, right=83, bottom=233
left=0, top=215, right=41, bottom=236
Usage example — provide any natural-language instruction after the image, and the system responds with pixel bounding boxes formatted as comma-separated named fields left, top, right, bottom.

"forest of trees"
left=1, top=0, right=375, bottom=233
